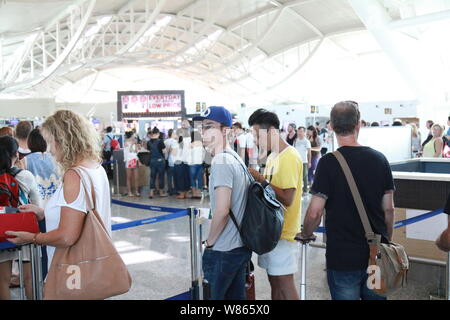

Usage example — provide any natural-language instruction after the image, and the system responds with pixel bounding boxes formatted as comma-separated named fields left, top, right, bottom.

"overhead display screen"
left=117, top=90, right=185, bottom=119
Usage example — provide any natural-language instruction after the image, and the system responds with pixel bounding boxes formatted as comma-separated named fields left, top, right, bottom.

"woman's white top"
left=124, top=140, right=139, bottom=162
left=15, top=169, right=43, bottom=208
left=181, top=136, right=192, bottom=163
left=165, top=138, right=180, bottom=166
left=44, top=166, right=112, bottom=268
left=187, top=143, right=205, bottom=165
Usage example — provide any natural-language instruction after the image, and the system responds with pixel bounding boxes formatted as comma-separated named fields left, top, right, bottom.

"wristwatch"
left=261, top=179, right=270, bottom=188
left=203, top=240, right=214, bottom=249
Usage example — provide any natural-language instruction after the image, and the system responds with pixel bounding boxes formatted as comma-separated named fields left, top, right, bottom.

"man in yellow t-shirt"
left=248, top=109, right=303, bottom=300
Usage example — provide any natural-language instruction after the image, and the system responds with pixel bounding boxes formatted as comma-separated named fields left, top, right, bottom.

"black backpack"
left=225, top=152, right=284, bottom=255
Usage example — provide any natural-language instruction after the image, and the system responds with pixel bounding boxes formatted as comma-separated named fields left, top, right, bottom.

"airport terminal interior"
left=0, top=0, right=450, bottom=301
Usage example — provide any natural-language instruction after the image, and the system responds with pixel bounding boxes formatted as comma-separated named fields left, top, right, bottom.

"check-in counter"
left=390, top=158, right=450, bottom=262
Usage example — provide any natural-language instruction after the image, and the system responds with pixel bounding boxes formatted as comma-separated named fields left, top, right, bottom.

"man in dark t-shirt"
left=436, top=193, right=450, bottom=252
left=297, top=101, right=395, bottom=300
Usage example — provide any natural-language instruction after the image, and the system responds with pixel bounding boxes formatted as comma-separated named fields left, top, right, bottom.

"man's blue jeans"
left=327, top=269, right=387, bottom=300
left=202, top=247, right=252, bottom=300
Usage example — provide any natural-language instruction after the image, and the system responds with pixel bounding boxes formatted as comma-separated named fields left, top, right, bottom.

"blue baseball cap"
left=193, top=106, right=232, bottom=128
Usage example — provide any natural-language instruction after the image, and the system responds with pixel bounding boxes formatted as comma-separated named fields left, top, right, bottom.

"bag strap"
left=9, top=167, right=22, bottom=177
left=223, top=150, right=255, bottom=183
left=71, top=166, right=109, bottom=234
left=222, top=150, right=253, bottom=232
left=332, top=151, right=379, bottom=245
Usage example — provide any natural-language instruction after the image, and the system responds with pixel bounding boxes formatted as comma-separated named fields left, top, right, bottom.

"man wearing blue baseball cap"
left=194, top=106, right=252, bottom=300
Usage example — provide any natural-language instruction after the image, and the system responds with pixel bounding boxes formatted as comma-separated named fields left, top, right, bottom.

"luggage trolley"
left=0, top=242, right=44, bottom=300
left=294, top=235, right=316, bottom=300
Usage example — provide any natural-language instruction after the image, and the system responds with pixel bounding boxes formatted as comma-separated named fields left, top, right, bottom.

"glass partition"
left=332, top=127, right=412, bottom=162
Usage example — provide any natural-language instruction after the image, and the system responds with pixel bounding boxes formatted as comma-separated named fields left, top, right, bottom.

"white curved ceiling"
left=1, top=0, right=450, bottom=102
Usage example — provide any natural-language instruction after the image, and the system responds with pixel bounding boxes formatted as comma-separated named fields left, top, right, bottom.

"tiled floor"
left=9, top=191, right=447, bottom=300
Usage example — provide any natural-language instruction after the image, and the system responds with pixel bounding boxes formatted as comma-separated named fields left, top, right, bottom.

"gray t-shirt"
left=209, top=149, right=250, bottom=252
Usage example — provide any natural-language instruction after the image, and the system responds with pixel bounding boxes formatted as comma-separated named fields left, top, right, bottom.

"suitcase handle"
left=294, top=236, right=316, bottom=244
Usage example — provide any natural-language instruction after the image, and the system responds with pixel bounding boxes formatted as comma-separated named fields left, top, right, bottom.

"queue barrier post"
left=446, top=252, right=450, bottom=300
left=188, top=206, right=209, bottom=300
left=114, top=160, right=121, bottom=196
left=30, top=244, right=37, bottom=299
left=18, top=246, right=25, bottom=300
left=189, top=207, right=197, bottom=298
left=32, top=244, right=44, bottom=300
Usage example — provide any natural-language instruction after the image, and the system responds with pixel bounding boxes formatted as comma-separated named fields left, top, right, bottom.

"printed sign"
left=118, top=91, right=185, bottom=119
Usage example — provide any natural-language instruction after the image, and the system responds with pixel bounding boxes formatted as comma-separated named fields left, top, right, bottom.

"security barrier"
left=0, top=242, right=43, bottom=300
left=1, top=200, right=448, bottom=300
left=0, top=200, right=202, bottom=300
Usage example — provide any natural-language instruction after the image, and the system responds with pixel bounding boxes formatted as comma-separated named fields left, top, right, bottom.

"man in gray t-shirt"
left=209, top=150, right=250, bottom=251
left=193, top=106, right=252, bottom=300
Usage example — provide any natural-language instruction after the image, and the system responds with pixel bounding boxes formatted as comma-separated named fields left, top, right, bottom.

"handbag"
left=0, top=210, right=39, bottom=242
left=332, top=151, right=409, bottom=295
left=44, top=167, right=132, bottom=300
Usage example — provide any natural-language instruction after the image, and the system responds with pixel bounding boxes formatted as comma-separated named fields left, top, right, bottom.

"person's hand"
left=4, top=231, right=35, bottom=245
left=19, top=204, right=45, bottom=221
left=248, top=168, right=265, bottom=183
left=294, top=232, right=317, bottom=243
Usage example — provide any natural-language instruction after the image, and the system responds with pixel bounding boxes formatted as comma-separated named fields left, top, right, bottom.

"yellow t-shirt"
left=264, top=146, right=303, bottom=241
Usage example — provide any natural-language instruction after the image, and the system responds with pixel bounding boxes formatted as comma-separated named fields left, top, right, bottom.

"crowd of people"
left=0, top=105, right=449, bottom=301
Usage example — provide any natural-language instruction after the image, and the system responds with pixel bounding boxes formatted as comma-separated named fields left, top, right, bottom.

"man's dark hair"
left=326, top=120, right=331, bottom=125
left=248, top=108, right=280, bottom=129
left=392, top=121, right=403, bottom=126
left=168, top=128, right=174, bottom=138
left=371, top=122, right=380, bottom=127
left=15, top=121, right=33, bottom=140
left=106, top=126, right=113, bottom=133
left=27, top=128, right=47, bottom=153
left=298, top=126, right=306, bottom=131
left=330, top=101, right=361, bottom=136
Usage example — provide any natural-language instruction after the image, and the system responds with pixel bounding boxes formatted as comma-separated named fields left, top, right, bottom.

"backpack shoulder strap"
left=223, top=150, right=254, bottom=183
left=229, top=209, right=241, bottom=231
left=9, top=167, right=22, bottom=177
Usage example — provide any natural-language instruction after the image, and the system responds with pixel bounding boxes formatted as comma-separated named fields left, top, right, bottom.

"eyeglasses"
left=202, top=124, right=215, bottom=131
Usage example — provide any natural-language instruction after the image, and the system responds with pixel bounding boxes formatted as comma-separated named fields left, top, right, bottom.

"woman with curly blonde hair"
left=6, top=110, right=112, bottom=272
